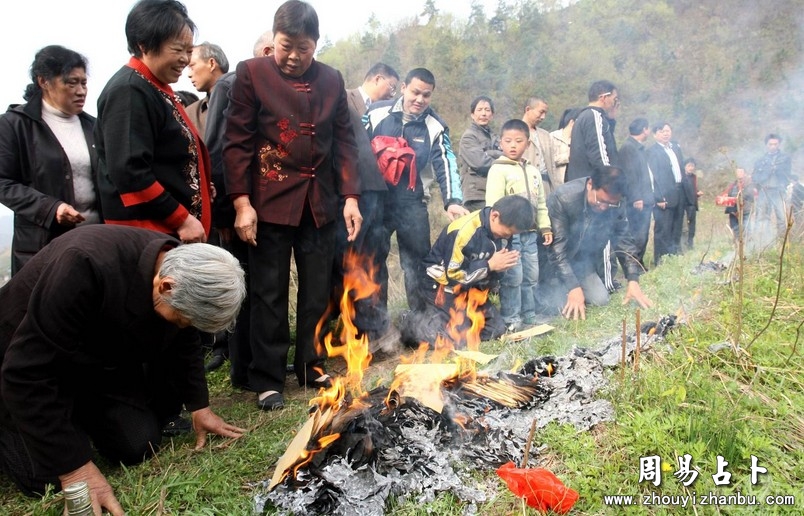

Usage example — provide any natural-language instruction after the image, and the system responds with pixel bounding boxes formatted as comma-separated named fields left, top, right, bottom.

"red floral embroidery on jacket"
left=257, top=118, right=300, bottom=181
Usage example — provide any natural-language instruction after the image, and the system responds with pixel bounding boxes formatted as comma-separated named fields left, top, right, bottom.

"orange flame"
left=387, top=286, right=490, bottom=408
left=313, top=250, right=380, bottom=399
left=275, top=254, right=514, bottom=488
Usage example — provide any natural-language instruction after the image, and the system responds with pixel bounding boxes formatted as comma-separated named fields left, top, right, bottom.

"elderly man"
left=545, top=166, right=653, bottom=320
left=186, top=41, right=229, bottom=135
left=522, top=96, right=561, bottom=196
left=0, top=225, right=246, bottom=514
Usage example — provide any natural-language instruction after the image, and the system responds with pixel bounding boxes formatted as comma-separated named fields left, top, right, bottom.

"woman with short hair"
left=0, top=44, right=100, bottom=275
left=95, top=0, right=213, bottom=244
left=457, top=95, right=502, bottom=212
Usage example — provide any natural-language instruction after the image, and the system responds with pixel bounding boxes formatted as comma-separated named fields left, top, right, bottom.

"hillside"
left=319, top=0, right=804, bottom=172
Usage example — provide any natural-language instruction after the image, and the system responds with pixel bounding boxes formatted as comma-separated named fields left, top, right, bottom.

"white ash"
left=255, top=318, right=676, bottom=515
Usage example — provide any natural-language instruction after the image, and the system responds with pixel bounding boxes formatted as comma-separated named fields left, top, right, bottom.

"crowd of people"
left=0, top=0, right=799, bottom=511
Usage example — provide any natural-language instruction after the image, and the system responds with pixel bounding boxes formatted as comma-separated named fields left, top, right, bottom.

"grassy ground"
left=1, top=199, right=802, bottom=515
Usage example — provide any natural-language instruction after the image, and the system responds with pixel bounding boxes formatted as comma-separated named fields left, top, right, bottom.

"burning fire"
left=270, top=252, right=546, bottom=490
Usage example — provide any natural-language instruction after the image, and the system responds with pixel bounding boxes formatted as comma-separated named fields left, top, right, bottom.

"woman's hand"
left=177, top=214, right=206, bottom=243
left=55, top=203, right=85, bottom=226
left=233, top=197, right=258, bottom=246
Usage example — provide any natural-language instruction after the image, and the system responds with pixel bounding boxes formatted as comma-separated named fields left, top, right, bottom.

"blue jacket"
left=365, top=98, right=462, bottom=208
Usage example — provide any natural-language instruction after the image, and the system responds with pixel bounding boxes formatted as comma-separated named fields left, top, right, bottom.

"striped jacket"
left=565, top=106, right=618, bottom=182
left=365, top=98, right=462, bottom=208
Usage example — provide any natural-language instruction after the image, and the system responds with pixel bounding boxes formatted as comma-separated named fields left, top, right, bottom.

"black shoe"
left=303, top=373, right=333, bottom=389
left=204, top=353, right=226, bottom=372
left=257, top=391, right=285, bottom=411
left=286, top=364, right=295, bottom=374
left=161, top=415, right=192, bottom=437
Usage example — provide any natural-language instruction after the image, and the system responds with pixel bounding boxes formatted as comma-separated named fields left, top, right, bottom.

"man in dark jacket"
left=647, top=121, right=685, bottom=265
left=196, top=32, right=273, bottom=381
left=753, top=133, right=792, bottom=237
left=619, top=118, right=653, bottom=267
left=0, top=225, right=246, bottom=513
left=545, top=166, right=653, bottom=320
left=565, top=80, right=620, bottom=183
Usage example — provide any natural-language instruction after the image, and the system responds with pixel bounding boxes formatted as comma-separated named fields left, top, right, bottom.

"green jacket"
left=484, top=156, right=552, bottom=233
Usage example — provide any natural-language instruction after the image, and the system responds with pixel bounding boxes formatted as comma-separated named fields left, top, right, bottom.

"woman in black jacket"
left=0, top=45, right=100, bottom=275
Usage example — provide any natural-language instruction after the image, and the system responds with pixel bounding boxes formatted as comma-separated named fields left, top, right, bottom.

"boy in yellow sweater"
left=485, top=119, right=553, bottom=331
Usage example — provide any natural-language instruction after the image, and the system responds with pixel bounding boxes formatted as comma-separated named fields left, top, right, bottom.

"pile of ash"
left=255, top=348, right=628, bottom=515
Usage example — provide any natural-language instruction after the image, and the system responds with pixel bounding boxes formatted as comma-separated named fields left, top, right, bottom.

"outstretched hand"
left=191, top=407, right=247, bottom=450
left=622, top=280, right=654, bottom=309
left=561, top=287, right=586, bottom=320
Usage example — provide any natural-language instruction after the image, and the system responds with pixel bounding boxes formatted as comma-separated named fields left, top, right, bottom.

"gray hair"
left=252, top=30, right=274, bottom=57
left=194, top=41, right=229, bottom=73
left=159, top=243, right=246, bottom=333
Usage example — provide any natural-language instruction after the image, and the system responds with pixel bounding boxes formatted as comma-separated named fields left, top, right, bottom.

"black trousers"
left=683, top=204, right=697, bottom=248
left=210, top=230, right=252, bottom=388
left=627, top=205, right=653, bottom=268
left=333, top=190, right=390, bottom=338
left=248, top=210, right=335, bottom=393
left=653, top=200, right=684, bottom=265
left=0, top=364, right=164, bottom=497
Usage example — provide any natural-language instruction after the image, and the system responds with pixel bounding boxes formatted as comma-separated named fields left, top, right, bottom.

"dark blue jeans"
left=499, top=231, right=540, bottom=325
left=378, top=190, right=431, bottom=312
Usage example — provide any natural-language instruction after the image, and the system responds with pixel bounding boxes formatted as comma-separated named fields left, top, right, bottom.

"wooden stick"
left=621, top=318, right=627, bottom=382
left=634, top=309, right=641, bottom=372
left=522, top=418, right=538, bottom=467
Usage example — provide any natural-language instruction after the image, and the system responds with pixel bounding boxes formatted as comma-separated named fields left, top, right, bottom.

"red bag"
left=370, top=135, right=418, bottom=190
left=496, top=461, right=579, bottom=514
left=715, top=195, right=736, bottom=207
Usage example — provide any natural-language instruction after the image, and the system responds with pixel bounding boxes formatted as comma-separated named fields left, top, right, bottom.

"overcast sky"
left=0, top=0, right=498, bottom=217
left=2, top=0, right=496, bottom=113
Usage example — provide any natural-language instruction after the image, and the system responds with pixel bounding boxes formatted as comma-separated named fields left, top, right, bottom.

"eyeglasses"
left=593, top=190, right=621, bottom=209
left=382, top=76, right=397, bottom=96
left=600, top=91, right=620, bottom=106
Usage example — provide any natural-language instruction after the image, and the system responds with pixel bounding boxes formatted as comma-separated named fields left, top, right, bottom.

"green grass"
left=2, top=202, right=802, bottom=515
